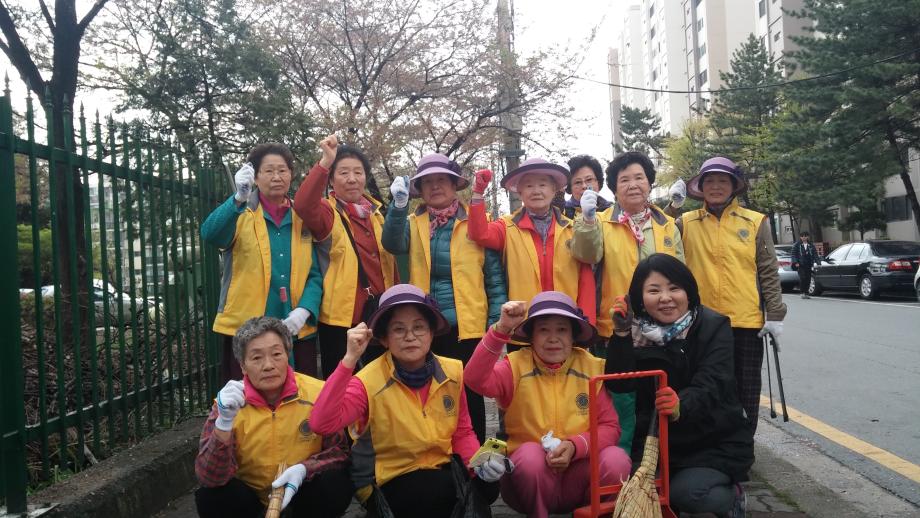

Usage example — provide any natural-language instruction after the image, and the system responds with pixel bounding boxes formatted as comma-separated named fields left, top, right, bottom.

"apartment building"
left=753, top=0, right=812, bottom=76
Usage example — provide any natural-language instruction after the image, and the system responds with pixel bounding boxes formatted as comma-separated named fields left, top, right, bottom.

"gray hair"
left=232, top=317, right=293, bottom=362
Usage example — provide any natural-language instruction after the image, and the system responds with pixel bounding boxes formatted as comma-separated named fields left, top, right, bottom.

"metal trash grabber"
left=766, top=332, right=789, bottom=422
left=764, top=335, right=777, bottom=418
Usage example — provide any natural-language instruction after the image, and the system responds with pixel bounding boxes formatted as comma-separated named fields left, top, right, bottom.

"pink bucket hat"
left=499, top=158, right=569, bottom=193
left=513, top=291, right=597, bottom=344
left=409, top=153, right=470, bottom=198
left=686, top=156, right=749, bottom=201
left=366, top=284, right=451, bottom=339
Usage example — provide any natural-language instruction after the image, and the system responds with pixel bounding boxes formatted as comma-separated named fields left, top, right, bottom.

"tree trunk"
left=886, top=128, right=920, bottom=237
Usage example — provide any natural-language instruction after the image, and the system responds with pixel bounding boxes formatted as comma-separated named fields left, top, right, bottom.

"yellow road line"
left=760, top=395, right=920, bottom=484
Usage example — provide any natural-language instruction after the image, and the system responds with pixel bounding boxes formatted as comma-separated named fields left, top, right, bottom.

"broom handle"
left=265, top=462, right=287, bottom=518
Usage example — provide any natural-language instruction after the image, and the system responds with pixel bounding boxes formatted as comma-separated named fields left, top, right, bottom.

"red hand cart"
left=574, top=370, right=678, bottom=518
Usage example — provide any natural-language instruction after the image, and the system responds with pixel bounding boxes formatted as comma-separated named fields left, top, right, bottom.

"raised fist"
left=472, top=169, right=493, bottom=195
left=318, top=135, right=339, bottom=170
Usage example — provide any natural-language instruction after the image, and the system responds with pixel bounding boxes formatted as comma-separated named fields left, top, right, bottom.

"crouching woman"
left=465, top=292, right=632, bottom=518
left=310, top=284, right=503, bottom=518
left=194, top=317, right=353, bottom=518
left=605, top=254, right=753, bottom=517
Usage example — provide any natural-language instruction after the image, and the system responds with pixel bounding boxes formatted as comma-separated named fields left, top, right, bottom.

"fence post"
left=0, top=92, right=27, bottom=511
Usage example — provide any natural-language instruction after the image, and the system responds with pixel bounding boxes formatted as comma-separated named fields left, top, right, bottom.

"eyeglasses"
left=572, top=178, right=597, bottom=188
left=387, top=323, right=431, bottom=339
left=260, top=168, right=291, bottom=178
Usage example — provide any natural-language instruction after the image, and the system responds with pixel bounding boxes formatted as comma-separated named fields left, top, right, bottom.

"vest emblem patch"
left=299, top=419, right=315, bottom=441
left=663, top=236, right=673, bottom=248
left=443, top=394, right=456, bottom=415
left=575, top=392, right=589, bottom=414
left=737, top=228, right=750, bottom=241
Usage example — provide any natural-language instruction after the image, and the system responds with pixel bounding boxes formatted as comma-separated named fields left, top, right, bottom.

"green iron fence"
left=0, top=84, right=230, bottom=512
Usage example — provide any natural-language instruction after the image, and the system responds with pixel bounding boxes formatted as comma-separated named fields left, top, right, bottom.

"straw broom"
left=612, top=413, right=662, bottom=518
left=265, top=462, right=287, bottom=518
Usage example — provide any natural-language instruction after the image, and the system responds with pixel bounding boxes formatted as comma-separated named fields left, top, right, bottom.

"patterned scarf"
left=617, top=206, right=652, bottom=244
left=348, top=197, right=374, bottom=219
left=631, top=308, right=697, bottom=348
left=394, top=352, right=436, bottom=389
left=428, top=199, right=459, bottom=237
left=527, top=209, right=553, bottom=242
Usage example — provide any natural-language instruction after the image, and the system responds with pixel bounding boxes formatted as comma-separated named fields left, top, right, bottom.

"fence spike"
left=4, top=71, right=9, bottom=96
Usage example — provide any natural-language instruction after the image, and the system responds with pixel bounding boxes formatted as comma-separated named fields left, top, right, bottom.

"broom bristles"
left=611, top=436, right=662, bottom=518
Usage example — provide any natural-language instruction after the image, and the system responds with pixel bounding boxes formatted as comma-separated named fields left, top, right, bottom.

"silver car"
left=775, top=246, right=800, bottom=292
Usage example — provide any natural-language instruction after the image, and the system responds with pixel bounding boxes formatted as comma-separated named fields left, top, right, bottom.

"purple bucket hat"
left=687, top=157, right=749, bottom=201
left=409, top=153, right=470, bottom=198
left=512, top=291, right=597, bottom=344
left=499, top=158, right=569, bottom=193
left=366, top=284, right=451, bottom=339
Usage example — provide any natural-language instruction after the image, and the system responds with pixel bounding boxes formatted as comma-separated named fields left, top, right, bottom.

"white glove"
left=541, top=431, right=562, bottom=453
left=271, top=463, right=307, bottom=510
left=234, top=163, right=255, bottom=203
left=390, top=175, right=410, bottom=208
left=758, top=321, right=784, bottom=340
left=580, top=188, right=599, bottom=221
left=669, top=178, right=687, bottom=208
left=215, top=380, right=246, bottom=431
left=283, top=308, right=310, bottom=337
left=474, top=456, right=513, bottom=483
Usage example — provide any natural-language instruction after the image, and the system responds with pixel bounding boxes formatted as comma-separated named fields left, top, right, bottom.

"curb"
left=29, top=417, right=205, bottom=518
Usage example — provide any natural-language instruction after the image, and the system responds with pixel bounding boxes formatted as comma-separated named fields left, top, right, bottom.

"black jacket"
left=605, top=306, right=754, bottom=480
left=791, top=240, right=819, bottom=268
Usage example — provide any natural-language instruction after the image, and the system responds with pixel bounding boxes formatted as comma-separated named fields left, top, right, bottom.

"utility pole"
left=497, top=0, right=523, bottom=212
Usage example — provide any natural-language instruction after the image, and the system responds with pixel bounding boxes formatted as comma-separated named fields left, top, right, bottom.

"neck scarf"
left=706, top=196, right=734, bottom=218
left=527, top=209, right=553, bottom=242
left=631, top=308, right=696, bottom=348
left=348, top=196, right=374, bottom=219
left=427, top=199, right=459, bottom=237
left=394, top=352, right=436, bottom=389
left=617, top=206, right=652, bottom=244
left=258, top=192, right=290, bottom=227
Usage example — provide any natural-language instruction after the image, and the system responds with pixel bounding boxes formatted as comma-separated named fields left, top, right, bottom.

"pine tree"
left=618, top=105, right=666, bottom=156
left=784, top=0, right=920, bottom=236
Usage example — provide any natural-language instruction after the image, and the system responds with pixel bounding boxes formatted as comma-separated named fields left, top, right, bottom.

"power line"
left=579, top=47, right=919, bottom=95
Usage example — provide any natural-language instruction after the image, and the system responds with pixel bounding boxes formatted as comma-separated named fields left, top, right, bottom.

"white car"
left=915, top=268, right=920, bottom=302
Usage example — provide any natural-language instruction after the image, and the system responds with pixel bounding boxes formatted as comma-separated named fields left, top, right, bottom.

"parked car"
left=775, top=248, right=800, bottom=292
left=37, top=281, right=149, bottom=326
left=808, top=240, right=920, bottom=299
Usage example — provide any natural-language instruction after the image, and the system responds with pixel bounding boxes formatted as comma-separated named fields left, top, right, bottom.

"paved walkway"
left=157, top=397, right=804, bottom=517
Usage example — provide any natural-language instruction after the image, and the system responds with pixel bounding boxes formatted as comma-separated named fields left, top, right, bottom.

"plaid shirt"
left=195, top=405, right=350, bottom=488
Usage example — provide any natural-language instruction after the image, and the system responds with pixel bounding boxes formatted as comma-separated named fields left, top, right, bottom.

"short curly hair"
left=605, top=151, right=656, bottom=192
left=566, top=155, right=604, bottom=194
left=247, top=143, right=295, bottom=175
left=232, top=316, right=292, bottom=362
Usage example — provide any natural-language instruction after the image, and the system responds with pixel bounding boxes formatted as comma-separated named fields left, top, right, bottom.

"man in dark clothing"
left=791, top=231, right=820, bottom=298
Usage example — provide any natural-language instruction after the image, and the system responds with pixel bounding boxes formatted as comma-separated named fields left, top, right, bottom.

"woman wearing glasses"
left=202, top=143, right=324, bottom=381
left=310, top=284, right=506, bottom=517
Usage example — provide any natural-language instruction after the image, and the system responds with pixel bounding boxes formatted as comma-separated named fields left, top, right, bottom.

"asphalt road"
left=758, top=292, right=920, bottom=507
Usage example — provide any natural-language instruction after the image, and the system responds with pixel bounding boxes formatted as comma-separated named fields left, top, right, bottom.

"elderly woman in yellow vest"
left=202, top=143, right=324, bottom=382
left=679, top=156, right=786, bottom=432
left=568, top=151, right=684, bottom=453
left=194, top=317, right=352, bottom=518
left=465, top=292, right=631, bottom=518
left=293, top=135, right=398, bottom=378
left=381, top=152, right=507, bottom=443
left=467, top=160, right=597, bottom=326
left=310, top=284, right=505, bottom=518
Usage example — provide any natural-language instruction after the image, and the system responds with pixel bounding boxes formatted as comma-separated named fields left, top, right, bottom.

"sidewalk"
left=153, top=398, right=807, bottom=518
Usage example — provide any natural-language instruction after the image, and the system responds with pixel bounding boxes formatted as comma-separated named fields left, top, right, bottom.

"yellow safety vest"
left=682, top=199, right=765, bottom=328
left=212, top=201, right=316, bottom=338
left=595, top=205, right=680, bottom=337
left=232, top=373, right=325, bottom=504
left=503, top=347, right=604, bottom=453
left=502, top=209, right=579, bottom=304
left=317, top=196, right=396, bottom=327
left=353, top=352, right=464, bottom=487
left=408, top=203, right=488, bottom=340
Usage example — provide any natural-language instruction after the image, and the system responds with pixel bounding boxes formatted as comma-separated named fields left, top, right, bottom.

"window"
left=774, top=31, right=781, bottom=42
left=699, top=43, right=707, bottom=57
left=650, top=26, right=656, bottom=39
left=883, top=195, right=913, bottom=221
left=697, top=18, right=704, bottom=31
left=699, top=69, right=708, bottom=85
left=759, top=0, right=766, bottom=17
left=649, top=4, right=654, bottom=17
left=826, top=245, right=851, bottom=263
left=844, top=244, right=866, bottom=262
